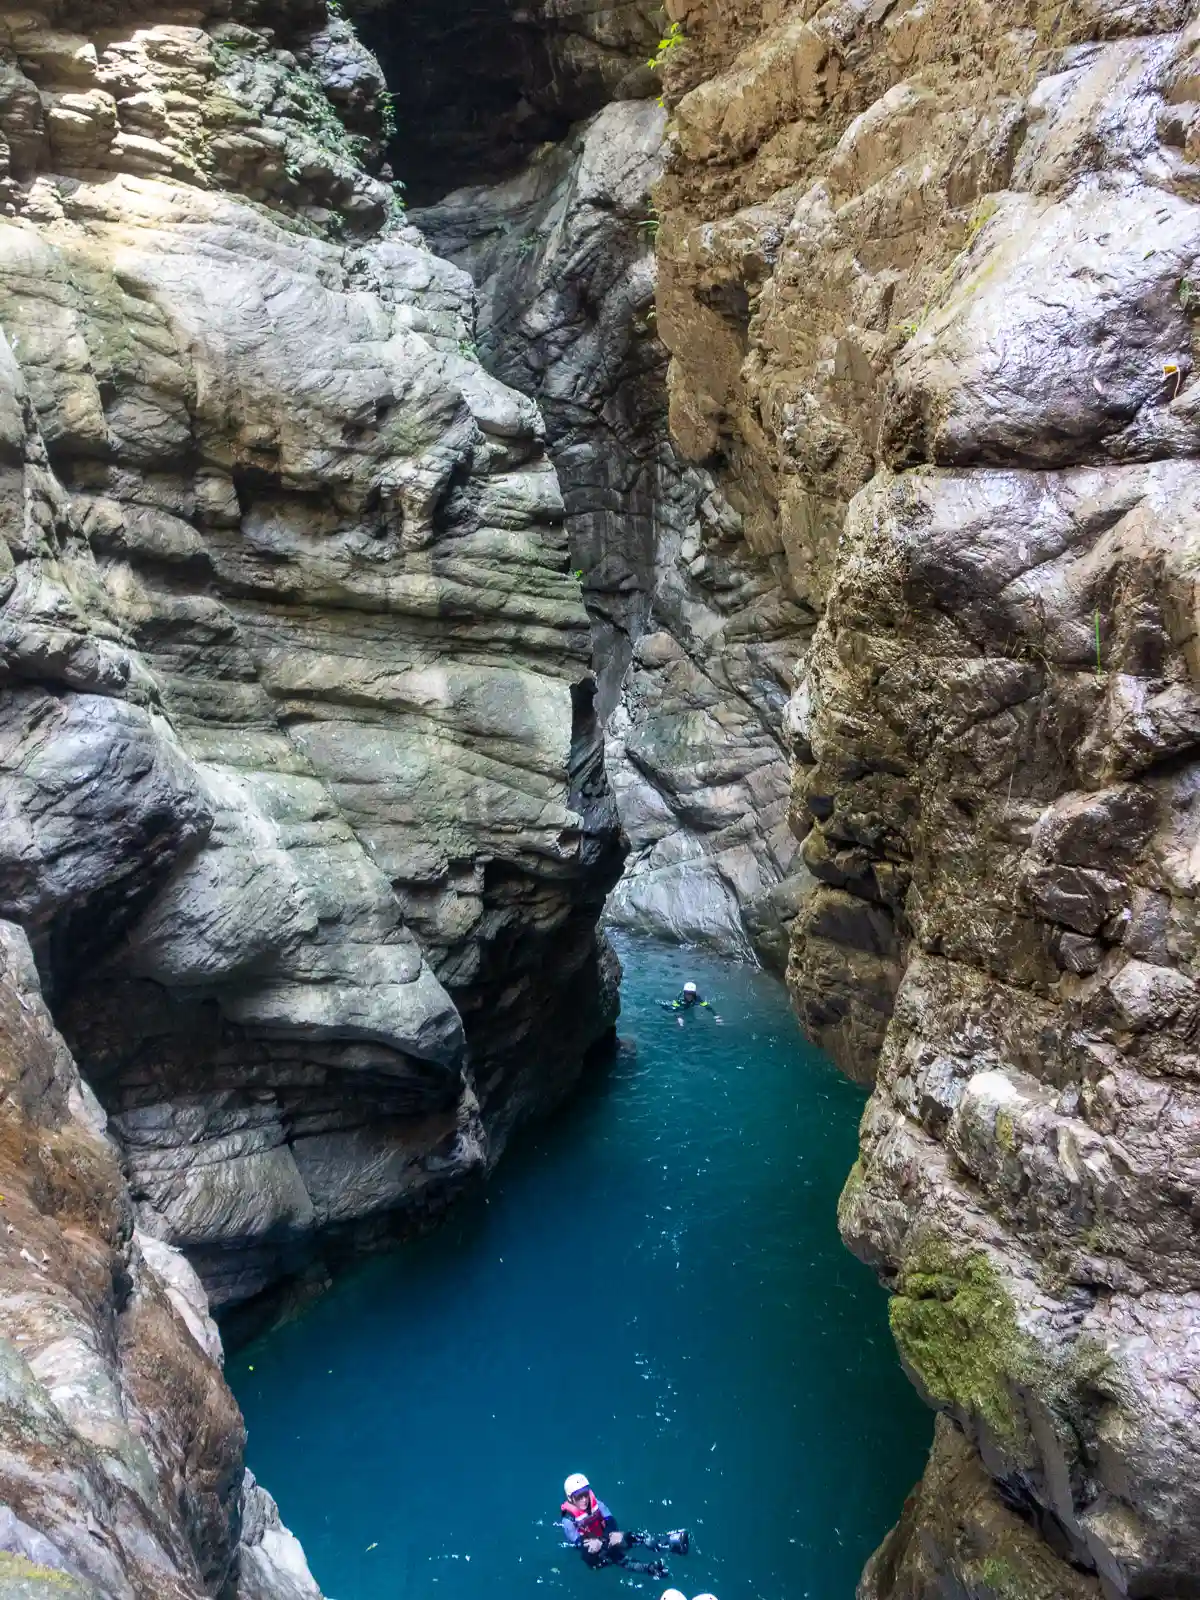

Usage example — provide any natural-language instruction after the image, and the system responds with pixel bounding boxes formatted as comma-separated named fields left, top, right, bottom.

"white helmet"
left=692, top=1593, right=719, bottom=1600
left=564, top=1473, right=590, bottom=1497
left=683, top=982, right=698, bottom=993
left=661, top=1591, right=687, bottom=1600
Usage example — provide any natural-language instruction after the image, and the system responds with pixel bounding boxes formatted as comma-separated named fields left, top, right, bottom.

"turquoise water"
left=229, top=935, right=931, bottom=1600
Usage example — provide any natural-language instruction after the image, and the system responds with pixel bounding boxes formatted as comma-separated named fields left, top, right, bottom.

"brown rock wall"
left=653, top=0, right=1200, bottom=1591
left=0, top=919, right=314, bottom=1598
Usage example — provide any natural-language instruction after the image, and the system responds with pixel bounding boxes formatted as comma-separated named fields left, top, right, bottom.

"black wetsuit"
left=581, top=1533, right=662, bottom=1575
left=661, top=989, right=715, bottom=1014
left=562, top=1496, right=665, bottom=1576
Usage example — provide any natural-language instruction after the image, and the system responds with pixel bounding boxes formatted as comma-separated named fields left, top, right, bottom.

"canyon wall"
left=2, top=0, right=1197, bottom=1593
left=413, top=75, right=812, bottom=962
left=0, top=1, right=630, bottom=1589
left=0, top=0, right=624, bottom=1315
left=652, top=0, right=1200, bottom=1594
left=0, top=920, right=321, bottom=1598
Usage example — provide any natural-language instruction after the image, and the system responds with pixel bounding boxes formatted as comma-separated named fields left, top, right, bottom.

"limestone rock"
left=0, top=0, right=623, bottom=1315
left=237, top=1474, right=323, bottom=1600
left=858, top=1415, right=1103, bottom=1600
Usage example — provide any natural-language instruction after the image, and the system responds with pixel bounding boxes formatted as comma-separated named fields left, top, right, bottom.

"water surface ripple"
left=230, top=934, right=931, bottom=1600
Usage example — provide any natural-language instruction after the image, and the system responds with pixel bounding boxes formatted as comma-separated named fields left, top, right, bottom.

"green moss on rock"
left=963, top=1546, right=1097, bottom=1600
left=888, top=1248, right=1039, bottom=1443
left=837, top=1156, right=866, bottom=1229
left=0, top=1551, right=98, bottom=1598
left=975, top=1553, right=1033, bottom=1598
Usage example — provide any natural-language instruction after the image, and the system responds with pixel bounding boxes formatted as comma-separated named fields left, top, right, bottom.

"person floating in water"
left=660, top=981, right=722, bottom=1025
left=560, top=1474, right=687, bottom=1576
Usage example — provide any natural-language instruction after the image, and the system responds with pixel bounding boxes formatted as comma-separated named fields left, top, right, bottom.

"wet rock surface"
left=652, top=0, right=1200, bottom=1592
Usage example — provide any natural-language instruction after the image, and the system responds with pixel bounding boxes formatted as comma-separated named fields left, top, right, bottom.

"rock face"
left=0, top=919, right=321, bottom=1599
left=652, top=0, right=1200, bottom=1593
left=358, top=0, right=663, bottom=203
left=416, top=98, right=812, bottom=963
left=0, top=0, right=623, bottom=1321
left=0, top=0, right=630, bottom=1589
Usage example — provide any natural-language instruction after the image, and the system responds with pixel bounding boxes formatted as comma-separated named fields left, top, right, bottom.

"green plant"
left=377, top=88, right=397, bottom=144
left=572, top=568, right=585, bottom=581
left=210, top=38, right=252, bottom=71
left=647, top=20, right=685, bottom=70
left=637, top=214, right=660, bottom=240
left=385, top=187, right=407, bottom=229
left=277, top=69, right=369, bottom=165
left=1180, top=276, right=1199, bottom=313
left=963, top=196, right=998, bottom=247
left=972, top=1556, right=1029, bottom=1600
left=458, top=337, right=479, bottom=360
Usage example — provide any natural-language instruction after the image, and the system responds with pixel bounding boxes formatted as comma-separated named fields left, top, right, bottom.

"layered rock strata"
left=417, top=98, right=812, bottom=962
left=0, top=0, right=622, bottom=1318
left=653, top=0, right=1200, bottom=1593
left=0, top=919, right=321, bottom=1599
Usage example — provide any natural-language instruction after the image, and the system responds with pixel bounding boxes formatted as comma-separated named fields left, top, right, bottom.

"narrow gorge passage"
left=230, top=937, right=931, bottom=1600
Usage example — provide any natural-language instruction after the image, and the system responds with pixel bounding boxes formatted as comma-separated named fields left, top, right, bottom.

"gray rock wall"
left=0, top=2, right=634, bottom=1590
left=416, top=99, right=813, bottom=964
left=0, top=0, right=623, bottom=1315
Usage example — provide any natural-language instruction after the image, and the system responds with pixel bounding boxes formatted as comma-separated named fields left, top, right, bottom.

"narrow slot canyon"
left=0, top=0, right=1196, bottom=1598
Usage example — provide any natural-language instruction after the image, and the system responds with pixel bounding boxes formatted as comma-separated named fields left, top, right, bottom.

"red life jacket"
left=561, top=1490, right=608, bottom=1541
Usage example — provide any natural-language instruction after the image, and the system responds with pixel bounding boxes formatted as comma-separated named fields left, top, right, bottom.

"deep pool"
left=229, top=934, right=931, bottom=1600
